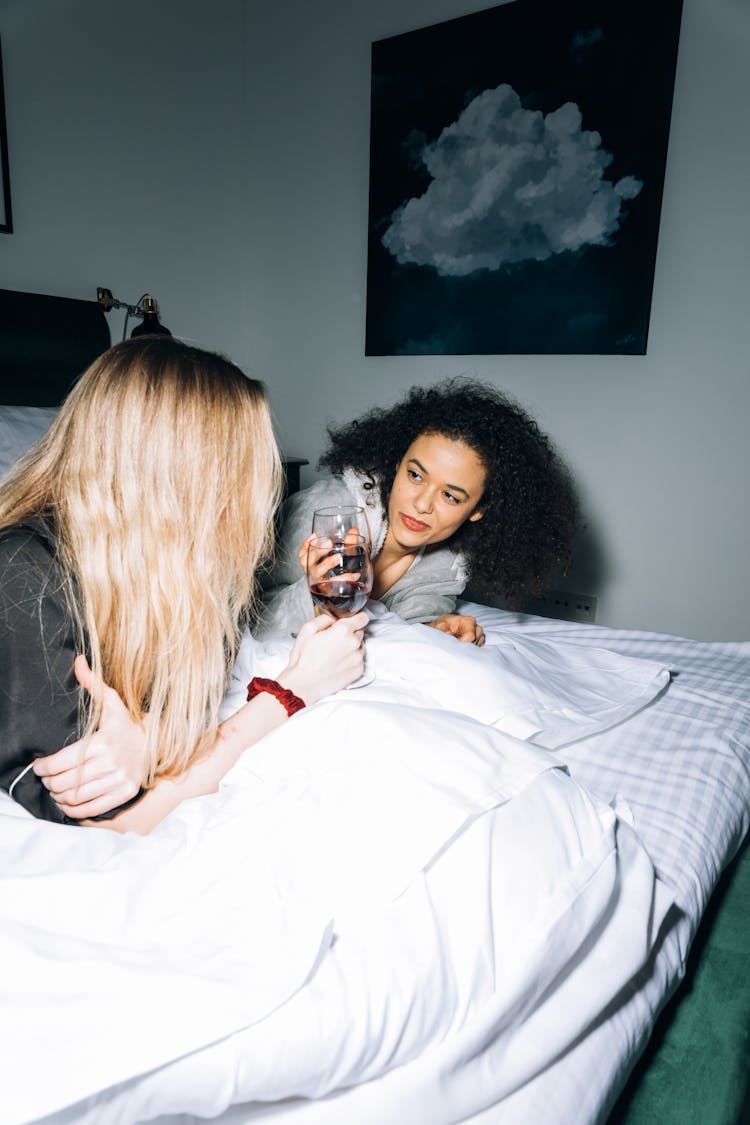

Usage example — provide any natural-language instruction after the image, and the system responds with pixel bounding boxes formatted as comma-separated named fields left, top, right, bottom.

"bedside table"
left=281, top=457, right=309, bottom=498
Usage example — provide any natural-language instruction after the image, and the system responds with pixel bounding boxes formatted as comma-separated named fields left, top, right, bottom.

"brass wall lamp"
left=96, top=287, right=171, bottom=339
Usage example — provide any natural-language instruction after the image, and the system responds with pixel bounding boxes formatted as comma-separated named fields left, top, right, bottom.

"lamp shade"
left=130, top=294, right=170, bottom=337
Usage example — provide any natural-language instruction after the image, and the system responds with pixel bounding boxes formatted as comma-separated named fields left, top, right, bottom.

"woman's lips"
left=400, top=513, right=430, bottom=532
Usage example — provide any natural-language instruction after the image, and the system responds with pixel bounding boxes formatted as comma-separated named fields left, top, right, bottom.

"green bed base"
left=609, top=838, right=750, bottom=1125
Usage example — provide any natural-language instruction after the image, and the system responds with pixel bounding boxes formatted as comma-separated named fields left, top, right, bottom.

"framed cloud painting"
left=365, top=0, right=683, bottom=355
left=0, top=37, right=12, bottom=234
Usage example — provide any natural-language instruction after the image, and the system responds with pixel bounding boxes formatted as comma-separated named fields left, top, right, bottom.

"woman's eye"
left=407, top=469, right=422, bottom=482
left=443, top=491, right=459, bottom=504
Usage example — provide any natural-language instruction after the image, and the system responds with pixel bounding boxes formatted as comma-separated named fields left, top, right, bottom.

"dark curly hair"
left=319, top=378, right=579, bottom=607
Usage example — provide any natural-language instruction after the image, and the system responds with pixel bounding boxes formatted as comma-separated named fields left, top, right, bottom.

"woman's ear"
left=468, top=508, right=484, bottom=523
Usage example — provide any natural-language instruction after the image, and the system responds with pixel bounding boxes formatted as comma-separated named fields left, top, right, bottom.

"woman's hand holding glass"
left=297, top=505, right=372, bottom=580
left=305, top=532, right=373, bottom=620
left=277, top=609, right=369, bottom=703
left=304, top=533, right=374, bottom=687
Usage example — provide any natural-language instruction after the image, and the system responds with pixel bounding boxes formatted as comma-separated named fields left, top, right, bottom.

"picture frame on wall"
left=0, top=36, right=13, bottom=235
left=365, top=0, right=683, bottom=356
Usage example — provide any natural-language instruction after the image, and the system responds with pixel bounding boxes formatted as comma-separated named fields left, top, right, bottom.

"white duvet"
left=0, top=607, right=674, bottom=1125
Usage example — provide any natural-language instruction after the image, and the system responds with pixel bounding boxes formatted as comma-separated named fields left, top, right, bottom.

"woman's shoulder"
left=417, top=541, right=469, bottom=585
left=0, top=519, right=64, bottom=612
left=294, top=475, right=357, bottom=503
left=0, top=517, right=56, bottom=562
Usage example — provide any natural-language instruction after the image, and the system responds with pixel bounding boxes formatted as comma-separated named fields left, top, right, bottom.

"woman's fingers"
left=297, top=535, right=314, bottom=574
left=299, top=534, right=336, bottom=576
left=36, top=754, right=115, bottom=791
left=428, top=613, right=485, bottom=645
left=283, top=610, right=369, bottom=701
left=34, top=743, right=139, bottom=801
left=297, top=612, right=335, bottom=639
left=42, top=771, right=130, bottom=806
left=34, top=656, right=146, bottom=817
left=73, top=654, right=99, bottom=698
left=297, top=609, right=367, bottom=641
left=34, top=655, right=102, bottom=782
left=54, top=788, right=136, bottom=820
left=339, top=610, right=369, bottom=633
left=33, top=738, right=90, bottom=780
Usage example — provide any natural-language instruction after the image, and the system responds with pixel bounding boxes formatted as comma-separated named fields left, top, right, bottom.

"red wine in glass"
left=306, top=536, right=373, bottom=619
left=309, top=579, right=371, bottom=619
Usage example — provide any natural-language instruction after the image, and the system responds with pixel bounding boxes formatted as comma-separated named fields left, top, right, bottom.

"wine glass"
left=306, top=533, right=373, bottom=619
left=311, top=505, right=372, bottom=550
left=306, top=532, right=374, bottom=687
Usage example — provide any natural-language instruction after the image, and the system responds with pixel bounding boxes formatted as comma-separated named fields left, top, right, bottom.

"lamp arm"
left=96, top=287, right=149, bottom=317
left=96, top=287, right=170, bottom=340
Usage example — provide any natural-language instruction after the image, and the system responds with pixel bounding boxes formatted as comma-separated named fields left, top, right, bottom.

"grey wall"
left=1, top=0, right=748, bottom=640
left=0, top=0, right=252, bottom=363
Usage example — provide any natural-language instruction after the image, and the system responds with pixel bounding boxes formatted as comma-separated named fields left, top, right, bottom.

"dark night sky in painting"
left=365, top=0, right=684, bottom=355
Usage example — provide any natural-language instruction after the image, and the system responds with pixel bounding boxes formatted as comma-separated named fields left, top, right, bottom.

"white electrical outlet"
left=522, top=590, right=598, bottom=624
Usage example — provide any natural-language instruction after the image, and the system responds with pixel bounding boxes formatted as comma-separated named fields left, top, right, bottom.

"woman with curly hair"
left=257, top=378, right=579, bottom=646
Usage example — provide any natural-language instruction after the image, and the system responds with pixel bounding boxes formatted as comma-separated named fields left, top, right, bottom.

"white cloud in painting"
left=382, top=84, right=642, bottom=277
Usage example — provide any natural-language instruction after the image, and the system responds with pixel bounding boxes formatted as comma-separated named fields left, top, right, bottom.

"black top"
left=0, top=520, right=141, bottom=821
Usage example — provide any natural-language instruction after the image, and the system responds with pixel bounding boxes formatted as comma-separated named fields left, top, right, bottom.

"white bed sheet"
left=464, top=605, right=750, bottom=932
left=1, top=605, right=748, bottom=1125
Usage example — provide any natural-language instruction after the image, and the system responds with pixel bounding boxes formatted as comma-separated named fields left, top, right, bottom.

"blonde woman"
left=0, top=336, right=366, bottom=833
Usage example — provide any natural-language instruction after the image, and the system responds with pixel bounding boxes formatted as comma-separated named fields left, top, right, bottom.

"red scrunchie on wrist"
left=246, top=676, right=306, bottom=716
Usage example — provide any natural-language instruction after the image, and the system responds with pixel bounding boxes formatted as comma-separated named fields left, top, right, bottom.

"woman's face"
left=387, top=432, right=485, bottom=551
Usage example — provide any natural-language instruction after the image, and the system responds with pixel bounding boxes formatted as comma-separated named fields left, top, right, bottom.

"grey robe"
left=254, top=472, right=468, bottom=639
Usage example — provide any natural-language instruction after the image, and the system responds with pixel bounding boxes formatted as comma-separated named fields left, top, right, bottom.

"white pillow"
left=224, top=606, right=668, bottom=750
left=362, top=604, right=670, bottom=748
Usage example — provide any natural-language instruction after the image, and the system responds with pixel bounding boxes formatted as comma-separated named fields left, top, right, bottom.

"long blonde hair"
left=0, top=336, right=283, bottom=782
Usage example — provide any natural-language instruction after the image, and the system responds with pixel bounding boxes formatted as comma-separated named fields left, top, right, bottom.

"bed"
left=1, top=596, right=748, bottom=1125
left=1, top=292, right=748, bottom=1124
left=0, top=286, right=110, bottom=482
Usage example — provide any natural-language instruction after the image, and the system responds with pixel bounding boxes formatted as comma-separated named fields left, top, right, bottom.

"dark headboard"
left=0, top=288, right=110, bottom=406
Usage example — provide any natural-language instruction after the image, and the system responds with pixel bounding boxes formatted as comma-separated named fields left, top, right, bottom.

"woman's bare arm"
left=34, top=612, right=367, bottom=834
